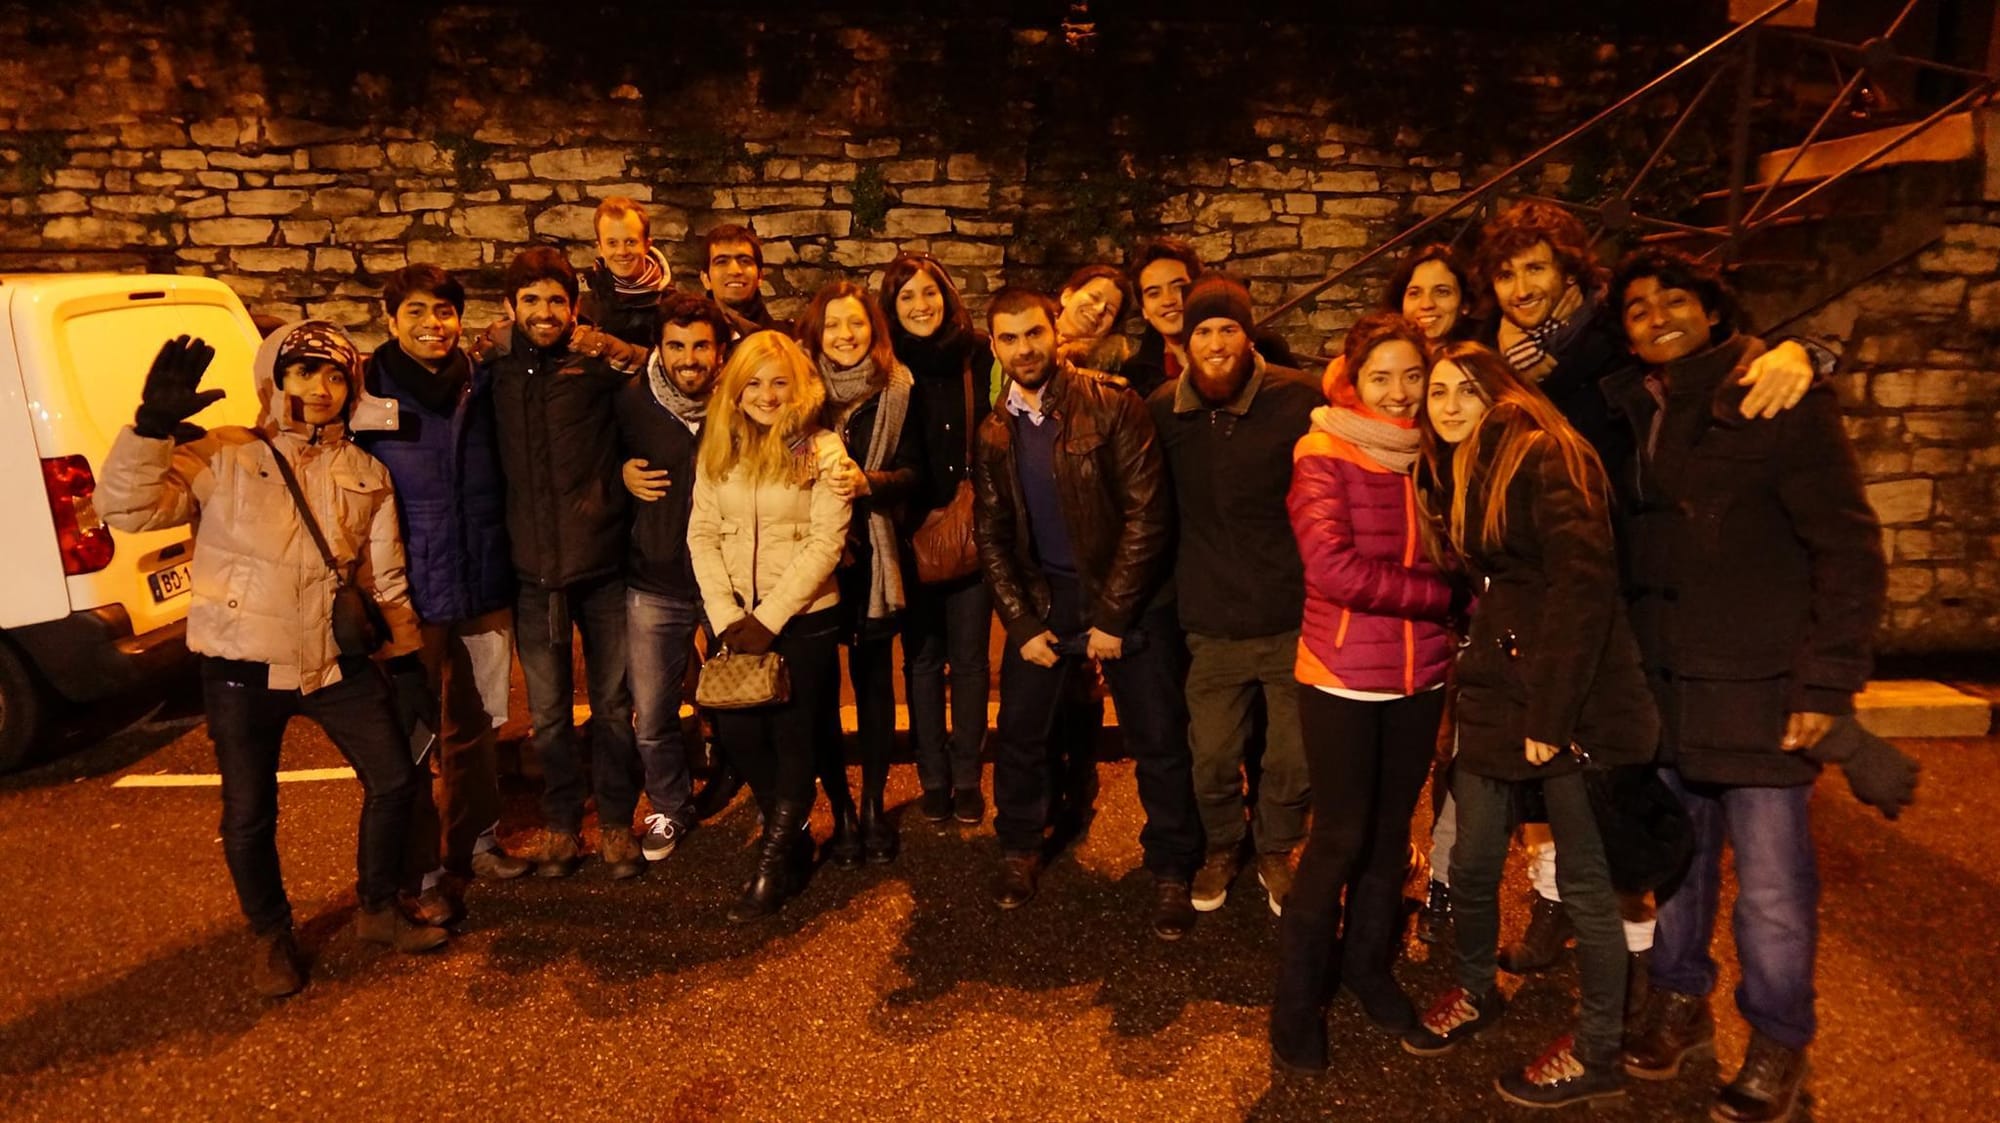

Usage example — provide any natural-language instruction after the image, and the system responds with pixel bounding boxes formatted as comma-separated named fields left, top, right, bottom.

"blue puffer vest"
left=353, top=344, right=514, bottom=624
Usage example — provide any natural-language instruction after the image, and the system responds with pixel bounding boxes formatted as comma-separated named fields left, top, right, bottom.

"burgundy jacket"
left=1287, top=406, right=1456, bottom=696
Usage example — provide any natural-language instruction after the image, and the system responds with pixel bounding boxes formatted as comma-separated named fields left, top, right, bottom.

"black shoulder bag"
left=254, top=432, right=391, bottom=658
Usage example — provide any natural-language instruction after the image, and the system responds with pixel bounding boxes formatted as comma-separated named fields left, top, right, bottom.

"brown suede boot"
left=354, top=903, right=449, bottom=953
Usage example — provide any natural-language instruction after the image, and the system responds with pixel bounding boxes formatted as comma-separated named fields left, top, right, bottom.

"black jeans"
left=202, top=657, right=418, bottom=934
left=515, top=574, right=638, bottom=833
left=714, top=607, right=842, bottom=817
left=902, top=575, right=992, bottom=793
left=992, top=576, right=1202, bottom=879
left=1276, top=687, right=1446, bottom=1017
left=1453, top=768, right=1627, bottom=1064
left=817, top=630, right=897, bottom=809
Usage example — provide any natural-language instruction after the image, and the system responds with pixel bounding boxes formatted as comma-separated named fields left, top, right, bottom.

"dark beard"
left=1010, top=353, right=1055, bottom=390
left=1189, top=350, right=1253, bottom=405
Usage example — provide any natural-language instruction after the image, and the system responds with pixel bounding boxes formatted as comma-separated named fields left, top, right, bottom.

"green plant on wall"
left=434, top=132, right=495, bottom=192
left=10, top=131, right=66, bottom=196
left=851, top=164, right=888, bottom=234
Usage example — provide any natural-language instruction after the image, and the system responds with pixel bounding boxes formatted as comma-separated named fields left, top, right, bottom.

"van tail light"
left=40, top=455, right=116, bottom=575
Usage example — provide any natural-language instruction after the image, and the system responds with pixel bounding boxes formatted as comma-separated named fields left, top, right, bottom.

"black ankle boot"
left=827, top=800, right=863, bottom=869
left=860, top=790, right=897, bottom=864
left=692, top=763, right=744, bottom=820
left=730, top=801, right=807, bottom=923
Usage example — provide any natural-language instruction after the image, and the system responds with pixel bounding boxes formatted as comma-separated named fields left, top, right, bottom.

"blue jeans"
left=626, top=588, right=700, bottom=829
left=1651, top=770, right=1819, bottom=1049
left=902, top=576, right=992, bottom=793
left=515, top=575, right=638, bottom=833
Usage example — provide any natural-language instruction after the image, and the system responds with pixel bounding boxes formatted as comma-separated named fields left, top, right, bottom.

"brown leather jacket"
left=973, top=362, right=1171, bottom=646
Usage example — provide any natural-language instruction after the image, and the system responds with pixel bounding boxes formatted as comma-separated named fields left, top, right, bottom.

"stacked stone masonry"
left=1, top=9, right=1995, bottom=652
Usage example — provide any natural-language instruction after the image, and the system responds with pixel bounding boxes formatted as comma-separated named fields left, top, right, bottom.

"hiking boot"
left=640, top=813, right=685, bottom=862
left=1402, top=986, right=1505, bottom=1056
left=1151, top=877, right=1197, bottom=941
left=919, top=788, right=953, bottom=823
left=249, top=927, right=306, bottom=998
left=1415, top=880, right=1452, bottom=945
left=1711, top=1032, right=1807, bottom=1122
left=992, top=853, right=1041, bottom=910
left=1498, top=891, right=1572, bottom=974
left=469, top=847, right=532, bottom=881
left=354, top=903, right=449, bottom=953
left=600, top=826, right=645, bottom=880
left=1191, top=848, right=1241, bottom=913
left=405, top=877, right=464, bottom=928
left=1496, top=1034, right=1628, bottom=1109
left=518, top=828, right=581, bottom=878
left=1624, top=990, right=1716, bottom=1080
left=952, top=786, right=986, bottom=825
left=1256, top=852, right=1295, bottom=917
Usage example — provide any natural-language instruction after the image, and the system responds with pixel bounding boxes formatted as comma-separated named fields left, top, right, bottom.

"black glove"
left=134, top=336, right=223, bottom=439
left=1804, top=717, right=1920, bottom=821
left=721, top=615, right=776, bottom=655
left=383, top=653, right=436, bottom=735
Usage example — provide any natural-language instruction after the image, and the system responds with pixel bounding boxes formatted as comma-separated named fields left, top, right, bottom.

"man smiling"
left=580, top=196, right=674, bottom=349
left=701, top=223, right=790, bottom=339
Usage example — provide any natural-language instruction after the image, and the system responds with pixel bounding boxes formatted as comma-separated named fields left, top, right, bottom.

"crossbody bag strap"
left=960, top=355, right=975, bottom=467
left=252, top=431, right=342, bottom=579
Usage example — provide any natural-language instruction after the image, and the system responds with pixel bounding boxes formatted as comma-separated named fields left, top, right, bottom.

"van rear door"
left=6, top=275, right=260, bottom=635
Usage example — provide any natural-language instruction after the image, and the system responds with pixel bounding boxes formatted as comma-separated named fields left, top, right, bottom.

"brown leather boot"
left=599, top=826, right=644, bottom=880
left=354, top=903, right=449, bottom=953
left=249, top=927, right=306, bottom=998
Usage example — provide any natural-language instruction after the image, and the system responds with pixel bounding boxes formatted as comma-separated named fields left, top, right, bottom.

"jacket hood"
left=253, top=320, right=360, bottom=440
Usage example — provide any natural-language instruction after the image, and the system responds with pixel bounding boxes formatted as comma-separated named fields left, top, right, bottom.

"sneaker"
left=992, top=854, right=1041, bottom=910
left=952, top=787, right=986, bottom=825
left=1402, top=986, right=1505, bottom=1056
left=1498, top=891, right=1573, bottom=975
left=1151, top=877, right=1197, bottom=941
left=640, top=813, right=684, bottom=862
left=518, top=828, right=581, bottom=878
left=1624, top=990, right=1716, bottom=1080
left=1711, top=1032, right=1808, bottom=1122
left=249, top=927, right=306, bottom=998
left=469, top=847, right=532, bottom=881
left=1191, top=848, right=1241, bottom=913
left=919, top=789, right=953, bottom=823
left=1495, top=1034, right=1628, bottom=1109
left=600, top=826, right=645, bottom=880
left=1415, top=881, right=1452, bottom=945
left=1256, top=852, right=1295, bottom=917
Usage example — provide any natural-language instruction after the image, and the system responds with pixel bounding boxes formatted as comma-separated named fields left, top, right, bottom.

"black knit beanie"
left=1181, top=276, right=1255, bottom=336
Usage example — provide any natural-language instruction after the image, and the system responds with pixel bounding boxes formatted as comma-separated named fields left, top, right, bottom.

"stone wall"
left=1806, top=203, right=2000, bottom=654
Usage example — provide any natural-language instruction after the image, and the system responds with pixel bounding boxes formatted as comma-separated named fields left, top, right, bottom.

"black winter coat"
left=484, top=323, right=647, bottom=589
left=1451, top=406, right=1658, bottom=782
left=974, top=363, right=1172, bottom=647
left=831, top=377, right=925, bottom=639
left=894, top=326, right=994, bottom=514
left=1480, top=306, right=1636, bottom=473
left=579, top=262, right=666, bottom=350
left=1605, top=334, right=1886, bottom=788
left=613, top=376, right=702, bottom=601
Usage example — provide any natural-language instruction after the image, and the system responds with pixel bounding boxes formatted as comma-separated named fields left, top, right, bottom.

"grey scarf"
left=819, top=354, right=912, bottom=621
left=647, top=348, right=709, bottom=430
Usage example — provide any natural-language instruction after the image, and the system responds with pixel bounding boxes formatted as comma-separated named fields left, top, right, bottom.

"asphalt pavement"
left=1, top=681, right=1995, bottom=1122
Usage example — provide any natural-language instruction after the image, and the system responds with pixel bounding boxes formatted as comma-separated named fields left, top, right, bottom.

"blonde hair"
left=698, top=331, right=827, bottom=484
left=1418, top=342, right=1606, bottom=554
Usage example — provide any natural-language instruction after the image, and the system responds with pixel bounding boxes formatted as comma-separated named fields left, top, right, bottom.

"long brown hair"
left=1419, top=341, right=1606, bottom=554
left=698, top=330, right=827, bottom=484
left=796, top=280, right=897, bottom=376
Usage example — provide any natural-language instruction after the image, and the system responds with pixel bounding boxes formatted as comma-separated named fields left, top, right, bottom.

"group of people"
left=101, top=190, right=1922, bottom=1120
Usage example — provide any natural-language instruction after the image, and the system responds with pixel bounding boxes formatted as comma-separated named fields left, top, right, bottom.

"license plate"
left=148, top=562, right=192, bottom=603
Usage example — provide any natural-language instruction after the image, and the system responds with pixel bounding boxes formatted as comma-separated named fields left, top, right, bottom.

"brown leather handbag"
left=910, top=361, right=980, bottom=584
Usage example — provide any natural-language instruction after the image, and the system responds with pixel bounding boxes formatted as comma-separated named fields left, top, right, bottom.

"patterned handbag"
left=695, top=646, right=790, bottom=710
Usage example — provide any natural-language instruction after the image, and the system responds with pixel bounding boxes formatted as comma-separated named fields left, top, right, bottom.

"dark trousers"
left=406, top=607, right=511, bottom=879
left=1652, top=770, right=1819, bottom=1049
left=992, top=577, right=1201, bottom=878
left=714, top=607, right=842, bottom=817
left=515, top=574, right=638, bottom=833
left=1276, top=688, right=1446, bottom=1016
left=902, top=576, right=992, bottom=793
left=202, top=657, right=418, bottom=934
left=818, top=631, right=897, bottom=809
left=1452, top=768, right=1627, bottom=1064
left=627, top=588, right=701, bottom=828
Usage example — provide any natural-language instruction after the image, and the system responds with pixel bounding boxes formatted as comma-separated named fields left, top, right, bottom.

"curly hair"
left=1610, top=247, right=1743, bottom=339
left=1472, top=201, right=1605, bottom=303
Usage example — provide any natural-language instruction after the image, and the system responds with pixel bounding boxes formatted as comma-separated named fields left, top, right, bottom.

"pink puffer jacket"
left=1287, top=405, right=1456, bottom=695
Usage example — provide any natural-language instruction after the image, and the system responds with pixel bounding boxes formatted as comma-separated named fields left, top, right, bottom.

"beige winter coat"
left=687, top=429, right=854, bottom=636
left=98, top=323, right=420, bottom=693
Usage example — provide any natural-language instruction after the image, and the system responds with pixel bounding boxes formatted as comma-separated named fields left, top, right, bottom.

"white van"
left=0, top=274, right=262, bottom=768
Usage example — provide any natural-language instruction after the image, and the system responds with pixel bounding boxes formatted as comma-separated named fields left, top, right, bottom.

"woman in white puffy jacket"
left=98, top=322, right=444, bottom=998
left=686, top=330, right=855, bottom=923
